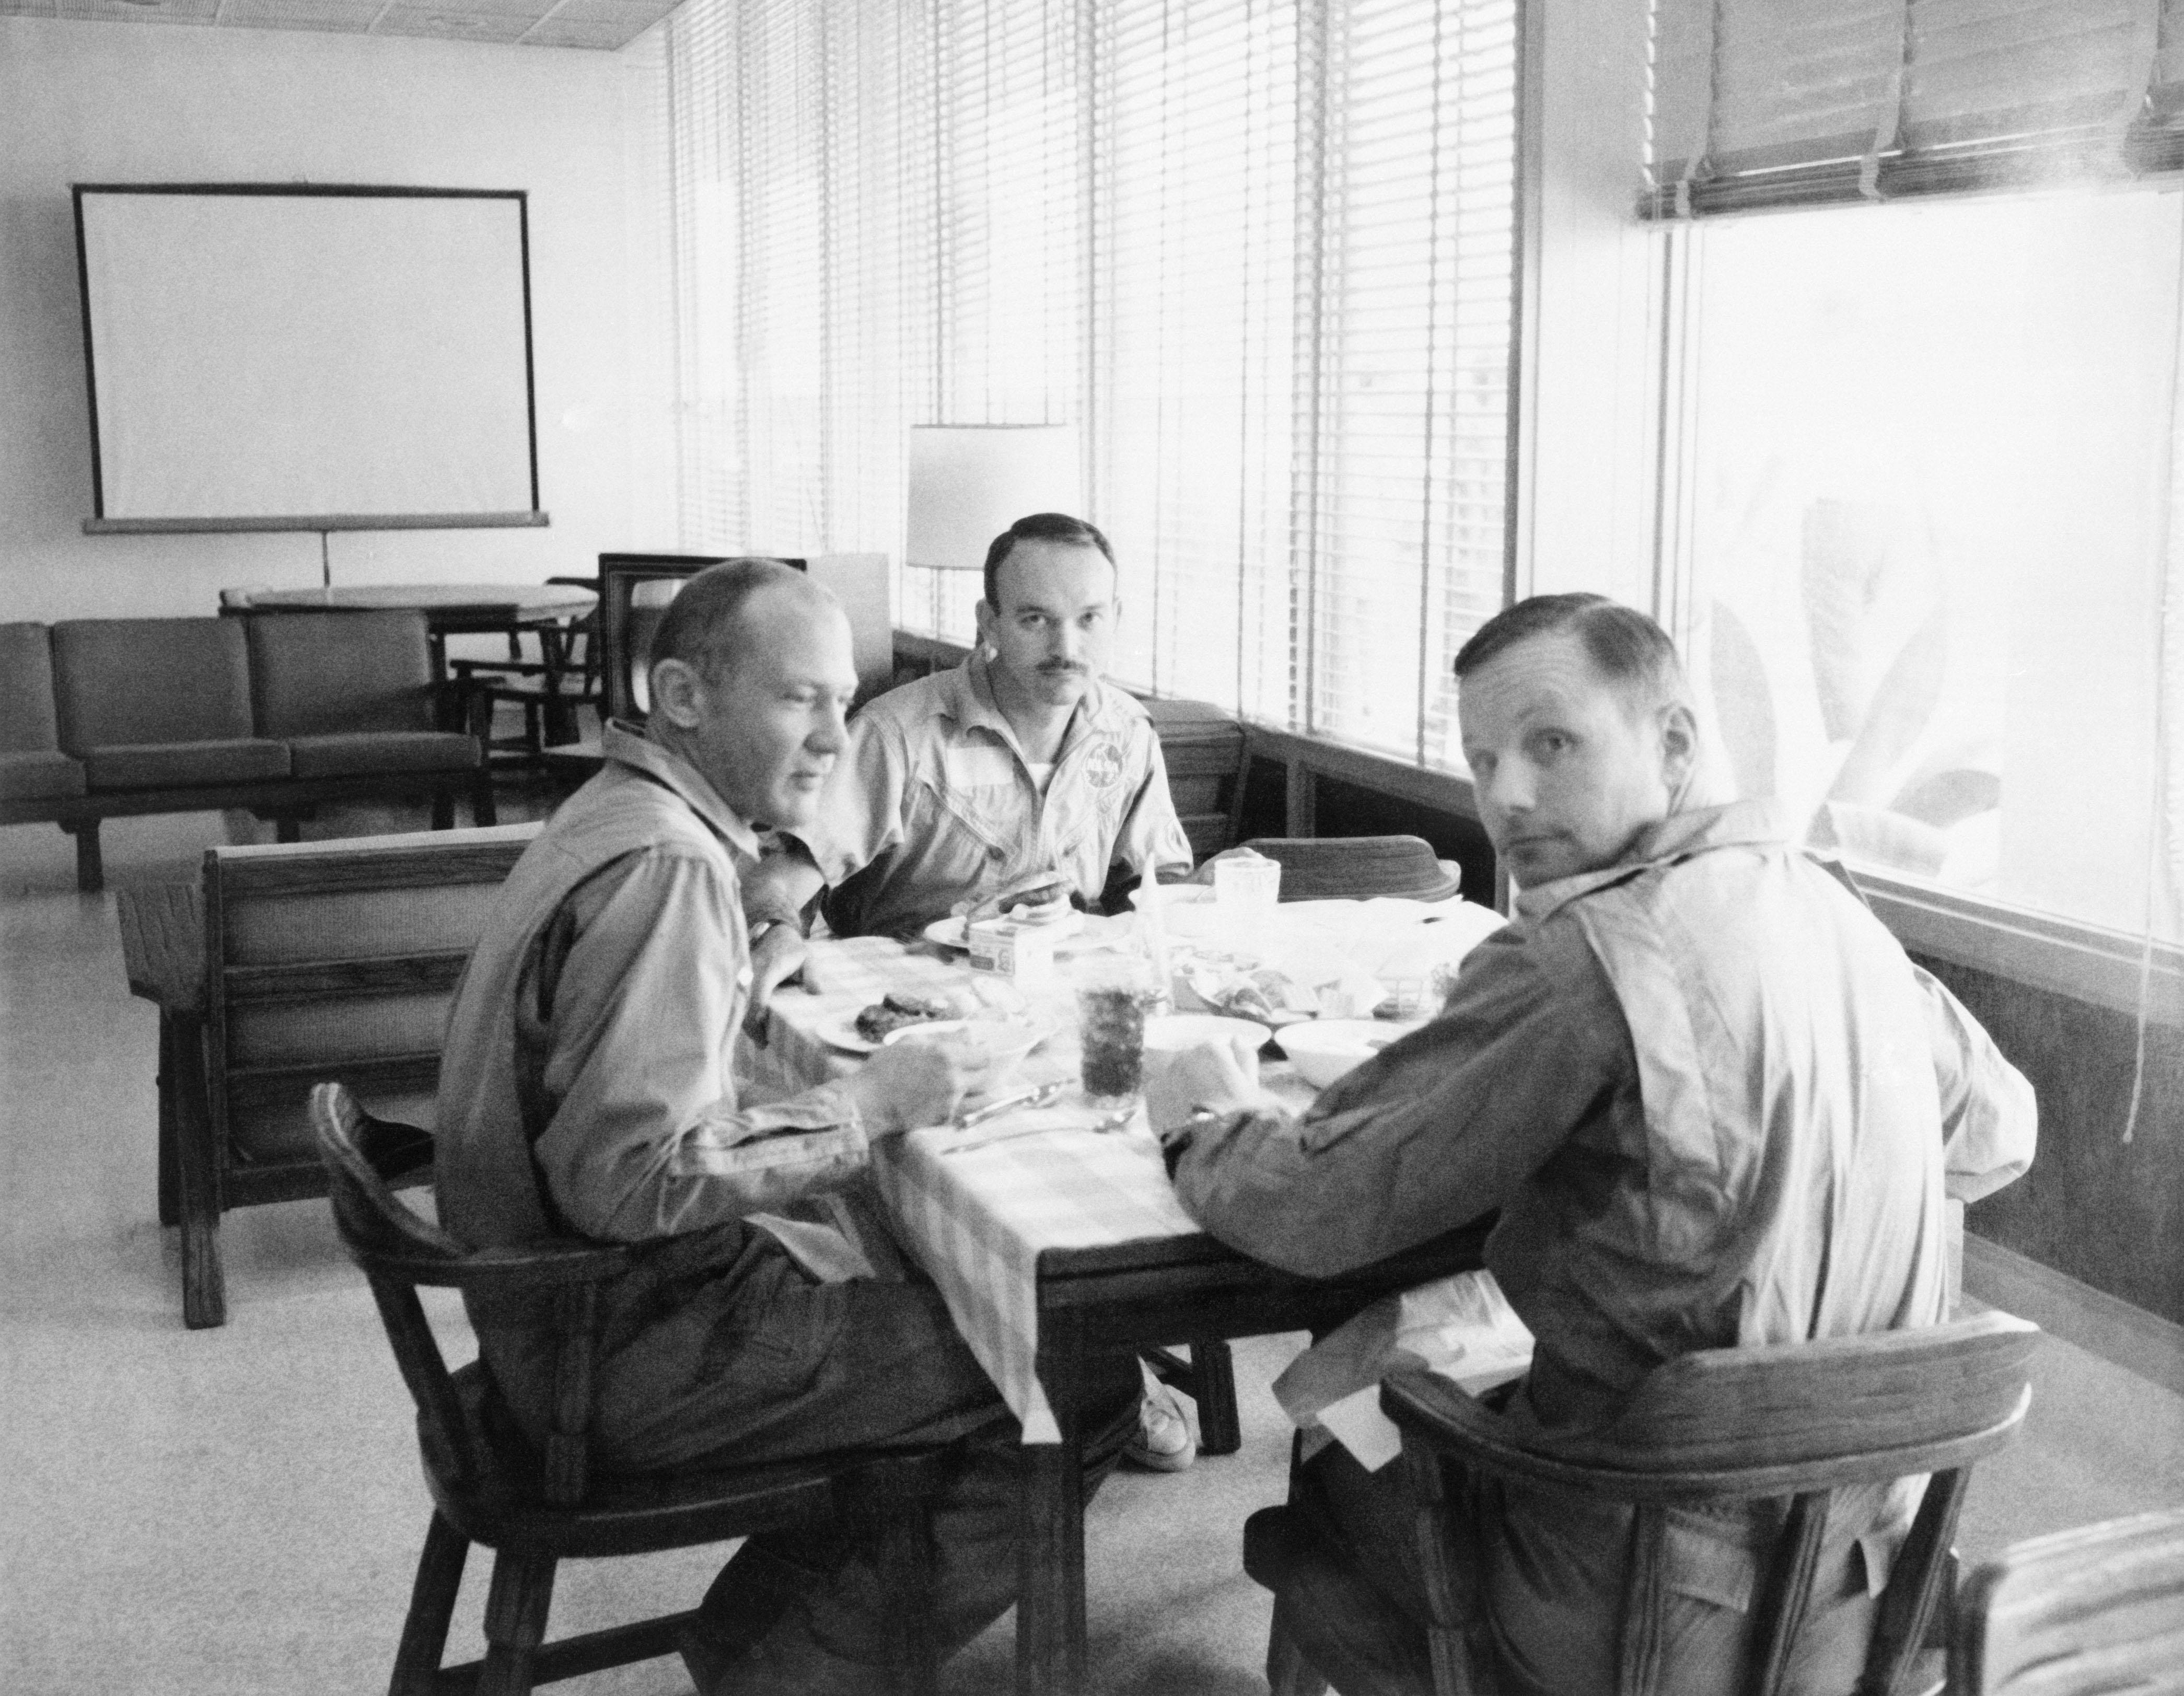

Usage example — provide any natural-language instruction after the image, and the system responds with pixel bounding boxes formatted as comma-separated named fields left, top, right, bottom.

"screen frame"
left=72, top=182, right=545, bottom=534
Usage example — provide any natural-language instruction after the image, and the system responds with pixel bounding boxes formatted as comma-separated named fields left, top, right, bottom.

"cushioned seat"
left=81, top=738, right=292, bottom=791
left=0, top=750, right=86, bottom=802
left=1, top=624, right=84, bottom=803
left=245, top=609, right=446, bottom=737
left=286, top=731, right=480, bottom=780
left=54, top=615, right=264, bottom=752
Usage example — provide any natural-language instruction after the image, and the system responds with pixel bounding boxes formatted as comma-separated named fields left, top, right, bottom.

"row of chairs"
left=318, top=1084, right=2181, bottom=1696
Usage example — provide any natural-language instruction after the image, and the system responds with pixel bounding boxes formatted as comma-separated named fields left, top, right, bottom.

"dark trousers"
left=620, top=1230, right=1137, bottom=1688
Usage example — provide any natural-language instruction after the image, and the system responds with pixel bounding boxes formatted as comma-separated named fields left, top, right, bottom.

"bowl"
left=882, top=1015, right=1055, bottom=1085
left=1141, top=1012, right=1273, bottom=1058
left=1274, top=1018, right=1413, bottom=1089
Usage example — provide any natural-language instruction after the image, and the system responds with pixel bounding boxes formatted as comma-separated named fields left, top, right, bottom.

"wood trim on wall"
left=1861, top=873, right=2184, bottom=1029
left=1965, top=1232, right=2184, bottom=1400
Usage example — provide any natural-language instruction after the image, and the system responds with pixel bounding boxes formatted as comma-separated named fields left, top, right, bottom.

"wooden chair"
left=1249, top=1310, right=2041, bottom=1696
left=177, top=824, right=537, bottom=1327
left=452, top=576, right=610, bottom=767
left=1951, top=1507, right=2184, bottom=1695
left=1238, top=833, right=1464, bottom=903
left=312, top=1084, right=947, bottom=1696
left=1141, top=696, right=1251, bottom=862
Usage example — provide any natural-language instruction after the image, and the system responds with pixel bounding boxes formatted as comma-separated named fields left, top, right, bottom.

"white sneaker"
left=1123, top=1374, right=1198, bottom=1472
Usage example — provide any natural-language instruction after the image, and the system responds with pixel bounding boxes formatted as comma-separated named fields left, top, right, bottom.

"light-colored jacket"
left=804, top=652, right=1194, bottom=938
left=1170, top=800, right=2036, bottom=1691
left=434, top=723, right=870, bottom=1459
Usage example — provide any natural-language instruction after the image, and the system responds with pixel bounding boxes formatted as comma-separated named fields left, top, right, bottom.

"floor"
left=3, top=798, right=2182, bottom=1695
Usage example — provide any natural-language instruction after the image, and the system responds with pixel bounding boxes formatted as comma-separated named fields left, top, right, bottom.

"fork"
left=939, top=1103, right=1137, bottom=1155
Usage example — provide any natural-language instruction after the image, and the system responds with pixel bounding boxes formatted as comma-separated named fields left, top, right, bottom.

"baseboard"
left=1963, top=1233, right=2184, bottom=1399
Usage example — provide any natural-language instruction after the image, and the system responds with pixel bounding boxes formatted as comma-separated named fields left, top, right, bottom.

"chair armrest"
left=374, top=1236, right=635, bottom=1295
left=1381, top=1363, right=2031, bottom=1502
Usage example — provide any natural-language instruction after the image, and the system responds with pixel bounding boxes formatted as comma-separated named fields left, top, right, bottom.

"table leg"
left=1017, top=1316, right=1088, bottom=1696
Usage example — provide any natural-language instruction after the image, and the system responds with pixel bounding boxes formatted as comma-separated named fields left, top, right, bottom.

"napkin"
left=1273, top=1268, right=1535, bottom=1469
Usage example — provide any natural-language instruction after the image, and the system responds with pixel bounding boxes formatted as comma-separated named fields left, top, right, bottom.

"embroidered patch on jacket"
left=1082, top=737, right=1125, bottom=790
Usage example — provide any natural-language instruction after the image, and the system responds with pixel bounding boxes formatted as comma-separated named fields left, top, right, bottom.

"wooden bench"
left=119, top=823, right=538, bottom=1328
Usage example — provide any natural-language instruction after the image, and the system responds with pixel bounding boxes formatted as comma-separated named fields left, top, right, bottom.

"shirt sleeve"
left=1114, top=724, right=1196, bottom=882
left=1916, top=965, right=2038, bottom=1202
left=1166, top=921, right=1632, bottom=1277
left=526, top=847, right=872, bottom=1242
left=800, top=712, right=911, bottom=886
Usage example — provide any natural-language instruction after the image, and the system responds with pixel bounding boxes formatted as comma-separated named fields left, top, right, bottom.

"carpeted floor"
left=3, top=799, right=2181, bottom=1695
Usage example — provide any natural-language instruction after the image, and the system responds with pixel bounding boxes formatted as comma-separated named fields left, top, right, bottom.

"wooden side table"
left=114, top=882, right=224, bottom=1327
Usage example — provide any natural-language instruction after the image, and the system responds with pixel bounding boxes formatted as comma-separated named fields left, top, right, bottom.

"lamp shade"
left=905, top=425, right=1082, bottom=573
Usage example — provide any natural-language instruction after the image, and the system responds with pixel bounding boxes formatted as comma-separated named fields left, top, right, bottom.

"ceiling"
left=0, top=0, right=679, bottom=52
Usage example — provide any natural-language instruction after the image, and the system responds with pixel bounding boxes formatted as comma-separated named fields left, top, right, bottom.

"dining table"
left=242, top=582, right=598, bottom=684
left=748, top=931, right=1491, bottom=1696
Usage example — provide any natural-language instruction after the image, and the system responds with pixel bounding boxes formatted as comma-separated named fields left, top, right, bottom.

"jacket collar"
left=937, top=649, right=1121, bottom=759
left=600, top=719, right=763, bottom=863
left=1514, top=799, right=1791, bottom=927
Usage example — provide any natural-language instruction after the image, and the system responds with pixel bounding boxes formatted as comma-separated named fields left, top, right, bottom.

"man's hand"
left=1145, top=1037, right=1269, bottom=1137
left=744, top=835, right=828, bottom=931
left=745, top=923, right=809, bottom=1024
left=843, top=1032, right=997, bottom=1133
left=958, top=868, right=1073, bottom=923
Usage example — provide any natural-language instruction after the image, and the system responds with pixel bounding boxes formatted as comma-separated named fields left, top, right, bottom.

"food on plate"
left=854, top=991, right=958, bottom=1045
left=1183, top=962, right=1320, bottom=1024
left=960, top=872, right=1074, bottom=925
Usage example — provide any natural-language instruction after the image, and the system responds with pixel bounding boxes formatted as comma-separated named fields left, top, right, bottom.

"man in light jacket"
left=1150, top=593, right=2036, bottom=1696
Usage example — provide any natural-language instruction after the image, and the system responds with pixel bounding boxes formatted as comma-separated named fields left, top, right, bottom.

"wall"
left=0, top=17, right=675, bottom=624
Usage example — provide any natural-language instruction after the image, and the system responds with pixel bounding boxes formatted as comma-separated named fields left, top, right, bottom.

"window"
left=658, top=0, right=1520, bottom=771
left=1677, top=187, right=2183, bottom=950
left=1650, top=0, right=2184, bottom=955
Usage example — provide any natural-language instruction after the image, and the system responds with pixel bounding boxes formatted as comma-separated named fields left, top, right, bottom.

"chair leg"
left=156, top=1014, right=181, bottom=1227
left=471, top=773, right=498, bottom=828
left=67, top=820, right=103, bottom=892
left=389, top=1512, right=470, bottom=1696
left=171, top=1012, right=226, bottom=1329
left=1193, top=1338, right=1243, bottom=1455
left=477, top=1550, right=557, bottom=1696
left=876, top=1501, right=941, bottom=1696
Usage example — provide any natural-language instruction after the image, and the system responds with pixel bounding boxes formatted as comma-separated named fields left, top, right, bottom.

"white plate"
left=812, top=1013, right=883, bottom=1054
left=922, top=909, right=1092, bottom=951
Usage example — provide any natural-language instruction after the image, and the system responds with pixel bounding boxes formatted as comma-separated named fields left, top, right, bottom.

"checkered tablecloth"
left=762, top=935, right=1254, bottom=1442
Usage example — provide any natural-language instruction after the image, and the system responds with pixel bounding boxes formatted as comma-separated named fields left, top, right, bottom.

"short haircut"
left=648, top=558, right=811, bottom=682
left=1453, top=593, right=1688, bottom=711
left=982, top=512, right=1116, bottom=611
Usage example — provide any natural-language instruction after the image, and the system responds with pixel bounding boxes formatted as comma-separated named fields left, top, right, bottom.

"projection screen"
left=74, top=184, right=543, bottom=533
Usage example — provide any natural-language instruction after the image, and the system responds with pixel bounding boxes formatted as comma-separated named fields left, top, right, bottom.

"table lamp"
left=905, top=424, right=1082, bottom=634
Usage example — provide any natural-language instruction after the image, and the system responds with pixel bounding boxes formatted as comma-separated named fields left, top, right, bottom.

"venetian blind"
left=1649, top=0, right=2184, bottom=216
left=660, top=0, right=1520, bottom=770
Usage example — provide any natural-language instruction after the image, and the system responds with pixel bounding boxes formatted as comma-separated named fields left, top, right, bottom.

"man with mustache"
left=435, top=561, right=1140, bottom=1695
left=774, top=511, right=1201, bottom=1471
left=1148, top=594, right=2037, bottom=1696
left=791, top=510, right=1194, bottom=942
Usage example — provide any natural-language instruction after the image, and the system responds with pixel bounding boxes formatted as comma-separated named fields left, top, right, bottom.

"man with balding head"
left=1149, top=594, right=2036, bottom=1696
left=436, top=561, right=1136, bottom=1695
